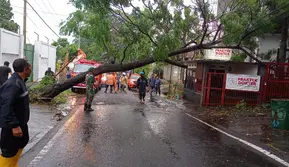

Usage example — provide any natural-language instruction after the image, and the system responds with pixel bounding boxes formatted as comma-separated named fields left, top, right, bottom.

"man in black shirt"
left=0, top=58, right=32, bottom=166
left=45, top=67, right=54, bottom=76
left=0, top=61, right=12, bottom=86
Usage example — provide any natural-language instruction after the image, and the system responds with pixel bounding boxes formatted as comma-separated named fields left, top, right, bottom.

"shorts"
left=0, top=124, right=29, bottom=158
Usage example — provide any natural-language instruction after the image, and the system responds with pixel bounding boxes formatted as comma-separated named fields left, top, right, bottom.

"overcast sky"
left=10, top=0, right=217, bottom=45
left=11, top=0, right=76, bottom=44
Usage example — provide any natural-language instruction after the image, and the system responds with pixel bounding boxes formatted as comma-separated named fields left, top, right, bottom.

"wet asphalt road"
left=20, top=91, right=282, bottom=167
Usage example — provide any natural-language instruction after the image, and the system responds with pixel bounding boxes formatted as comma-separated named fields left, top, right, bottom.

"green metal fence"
left=24, top=44, right=34, bottom=82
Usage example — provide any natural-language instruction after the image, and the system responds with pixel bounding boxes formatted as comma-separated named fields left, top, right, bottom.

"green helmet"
left=88, top=67, right=94, bottom=72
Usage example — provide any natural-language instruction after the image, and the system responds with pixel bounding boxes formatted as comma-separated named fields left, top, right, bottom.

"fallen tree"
left=40, top=42, right=206, bottom=99
left=40, top=41, right=261, bottom=99
left=40, top=0, right=285, bottom=99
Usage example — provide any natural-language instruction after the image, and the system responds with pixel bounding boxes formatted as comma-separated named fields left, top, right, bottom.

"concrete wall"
left=33, top=41, right=56, bottom=81
left=0, top=28, right=24, bottom=70
left=257, top=34, right=281, bottom=61
left=163, top=65, right=185, bottom=82
left=258, top=34, right=280, bottom=55
left=228, top=63, right=258, bottom=75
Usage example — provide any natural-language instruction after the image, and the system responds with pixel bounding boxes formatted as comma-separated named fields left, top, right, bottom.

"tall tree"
left=40, top=0, right=289, bottom=99
left=51, top=38, right=78, bottom=60
left=0, top=0, right=19, bottom=33
left=263, top=0, right=289, bottom=62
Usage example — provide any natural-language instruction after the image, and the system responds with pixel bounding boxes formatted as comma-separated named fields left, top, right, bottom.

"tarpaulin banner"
left=73, top=49, right=87, bottom=63
left=225, top=73, right=261, bottom=92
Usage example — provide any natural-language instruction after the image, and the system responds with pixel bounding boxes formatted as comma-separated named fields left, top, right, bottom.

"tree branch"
left=141, top=0, right=154, bottom=16
left=119, top=5, right=158, bottom=47
left=121, top=42, right=134, bottom=64
left=41, top=40, right=222, bottom=99
left=128, top=0, right=147, bottom=18
left=238, top=47, right=264, bottom=65
left=41, top=40, right=267, bottom=99
left=238, top=27, right=261, bottom=46
left=164, top=59, right=187, bottom=68
left=213, top=24, right=222, bottom=41
left=182, top=36, right=200, bottom=48
left=200, top=25, right=208, bottom=44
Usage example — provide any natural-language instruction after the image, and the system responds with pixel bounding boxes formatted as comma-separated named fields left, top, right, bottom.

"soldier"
left=84, top=68, right=95, bottom=112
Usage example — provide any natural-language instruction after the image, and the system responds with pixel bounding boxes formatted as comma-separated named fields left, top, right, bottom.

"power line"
left=12, top=5, right=68, bottom=16
left=46, top=0, right=57, bottom=14
left=32, top=0, right=48, bottom=16
left=39, top=0, right=60, bottom=28
left=32, top=0, right=60, bottom=27
left=1, top=6, right=61, bottom=40
left=26, top=0, right=61, bottom=38
left=39, top=0, right=58, bottom=21
left=40, top=0, right=53, bottom=14
left=27, top=14, right=40, bottom=30
left=12, top=10, right=23, bottom=15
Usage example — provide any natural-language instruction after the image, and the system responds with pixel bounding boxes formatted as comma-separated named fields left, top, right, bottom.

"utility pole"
left=23, top=0, right=27, bottom=45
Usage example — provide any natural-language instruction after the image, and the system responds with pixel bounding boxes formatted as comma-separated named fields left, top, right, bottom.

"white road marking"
left=27, top=108, right=79, bottom=167
left=185, top=113, right=289, bottom=167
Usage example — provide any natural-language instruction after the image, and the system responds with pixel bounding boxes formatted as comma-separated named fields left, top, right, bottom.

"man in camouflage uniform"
left=84, top=67, right=95, bottom=112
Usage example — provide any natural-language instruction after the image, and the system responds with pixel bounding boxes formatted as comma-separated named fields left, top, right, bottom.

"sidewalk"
left=0, top=94, right=79, bottom=155
left=154, top=95, right=289, bottom=161
left=24, top=104, right=58, bottom=154
left=23, top=94, right=81, bottom=154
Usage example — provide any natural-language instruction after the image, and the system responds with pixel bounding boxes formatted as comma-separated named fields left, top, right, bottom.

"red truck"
left=71, top=59, right=102, bottom=93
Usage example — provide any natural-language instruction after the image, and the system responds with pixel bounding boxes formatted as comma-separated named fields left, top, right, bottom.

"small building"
left=184, top=60, right=266, bottom=106
left=33, top=41, right=57, bottom=81
left=0, top=28, right=24, bottom=67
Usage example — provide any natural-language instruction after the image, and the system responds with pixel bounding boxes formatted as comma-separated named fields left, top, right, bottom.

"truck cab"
left=71, top=59, right=102, bottom=93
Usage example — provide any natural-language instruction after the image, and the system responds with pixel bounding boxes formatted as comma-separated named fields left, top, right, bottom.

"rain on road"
left=20, top=91, right=282, bottom=167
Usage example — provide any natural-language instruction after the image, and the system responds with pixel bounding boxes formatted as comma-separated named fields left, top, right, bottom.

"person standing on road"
left=0, top=58, right=32, bottom=167
left=117, top=73, right=120, bottom=92
left=84, top=67, right=95, bottom=112
left=105, top=72, right=115, bottom=93
left=149, top=74, right=156, bottom=94
left=120, top=73, right=128, bottom=92
left=0, top=61, right=12, bottom=86
left=155, top=76, right=161, bottom=95
left=137, top=72, right=148, bottom=103
left=113, top=73, right=118, bottom=93
left=66, top=67, right=71, bottom=79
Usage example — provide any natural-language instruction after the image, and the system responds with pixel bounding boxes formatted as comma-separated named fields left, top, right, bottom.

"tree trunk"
left=40, top=58, right=155, bottom=99
left=278, top=19, right=288, bottom=62
left=40, top=41, right=262, bottom=99
left=276, top=19, right=288, bottom=80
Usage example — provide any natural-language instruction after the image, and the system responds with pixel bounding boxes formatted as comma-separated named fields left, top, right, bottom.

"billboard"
left=205, top=48, right=232, bottom=60
left=225, top=73, right=261, bottom=92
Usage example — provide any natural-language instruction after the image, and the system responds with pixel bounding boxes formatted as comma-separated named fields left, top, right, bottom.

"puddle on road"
left=95, top=102, right=105, bottom=105
left=133, top=108, right=146, bottom=117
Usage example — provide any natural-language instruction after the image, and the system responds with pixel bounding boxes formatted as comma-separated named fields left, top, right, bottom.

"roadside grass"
left=200, top=103, right=271, bottom=119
